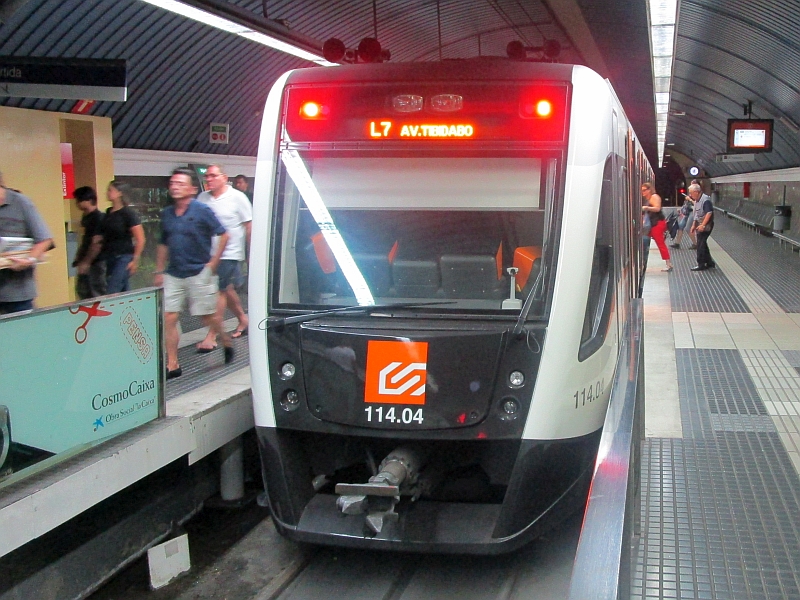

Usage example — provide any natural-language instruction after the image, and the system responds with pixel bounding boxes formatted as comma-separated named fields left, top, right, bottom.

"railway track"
left=265, top=513, right=581, bottom=600
left=90, top=498, right=582, bottom=600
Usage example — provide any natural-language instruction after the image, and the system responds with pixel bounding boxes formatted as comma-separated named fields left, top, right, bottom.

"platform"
left=634, top=214, right=800, bottom=599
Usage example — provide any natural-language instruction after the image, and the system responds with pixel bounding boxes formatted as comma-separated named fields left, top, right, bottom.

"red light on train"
left=300, top=101, right=328, bottom=119
left=535, top=100, right=552, bottom=117
left=520, top=98, right=554, bottom=119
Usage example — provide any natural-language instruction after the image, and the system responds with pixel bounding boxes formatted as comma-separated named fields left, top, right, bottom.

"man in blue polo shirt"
left=154, top=168, right=233, bottom=379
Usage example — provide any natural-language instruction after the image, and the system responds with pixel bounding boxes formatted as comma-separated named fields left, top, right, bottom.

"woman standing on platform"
left=104, top=181, right=145, bottom=293
left=641, top=182, right=673, bottom=272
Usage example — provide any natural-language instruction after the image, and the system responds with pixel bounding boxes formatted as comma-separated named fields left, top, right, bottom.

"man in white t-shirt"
left=196, top=163, right=253, bottom=352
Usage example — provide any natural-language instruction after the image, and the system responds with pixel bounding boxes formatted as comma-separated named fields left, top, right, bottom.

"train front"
left=249, top=61, right=612, bottom=553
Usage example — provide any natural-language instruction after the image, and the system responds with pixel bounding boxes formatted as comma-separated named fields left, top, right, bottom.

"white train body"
left=249, top=59, right=649, bottom=553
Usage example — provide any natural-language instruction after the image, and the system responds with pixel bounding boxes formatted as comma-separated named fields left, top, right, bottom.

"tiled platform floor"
left=168, top=286, right=252, bottom=398
left=634, top=219, right=800, bottom=599
left=166, top=316, right=251, bottom=400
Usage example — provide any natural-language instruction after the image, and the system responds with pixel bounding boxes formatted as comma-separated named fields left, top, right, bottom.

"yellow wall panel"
left=0, top=106, right=114, bottom=308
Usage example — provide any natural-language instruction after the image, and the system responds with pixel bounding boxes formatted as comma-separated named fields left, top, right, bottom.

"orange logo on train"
left=364, top=340, right=428, bottom=405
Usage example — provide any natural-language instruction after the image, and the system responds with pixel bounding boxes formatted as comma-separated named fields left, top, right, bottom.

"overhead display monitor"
left=726, top=119, right=773, bottom=153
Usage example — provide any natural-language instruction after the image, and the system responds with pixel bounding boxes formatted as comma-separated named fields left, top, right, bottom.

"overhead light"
left=650, top=26, right=675, bottom=55
left=648, top=0, right=678, bottom=166
left=654, top=77, right=670, bottom=93
left=140, top=0, right=336, bottom=66
left=669, top=110, right=686, bottom=116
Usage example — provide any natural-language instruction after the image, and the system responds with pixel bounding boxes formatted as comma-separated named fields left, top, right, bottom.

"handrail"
left=568, top=298, right=644, bottom=600
left=773, top=231, right=800, bottom=248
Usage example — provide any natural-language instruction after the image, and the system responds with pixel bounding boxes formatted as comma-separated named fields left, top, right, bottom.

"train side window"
left=579, top=157, right=614, bottom=361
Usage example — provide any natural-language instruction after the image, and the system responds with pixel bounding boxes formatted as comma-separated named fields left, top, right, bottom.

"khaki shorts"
left=163, top=267, right=219, bottom=315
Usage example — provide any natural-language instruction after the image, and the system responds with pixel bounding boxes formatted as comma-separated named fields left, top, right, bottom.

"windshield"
left=272, top=150, right=558, bottom=315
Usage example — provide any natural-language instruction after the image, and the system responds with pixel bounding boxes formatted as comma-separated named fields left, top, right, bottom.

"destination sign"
left=284, top=83, right=569, bottom=143
left=368, top=121, right=475, bottom=139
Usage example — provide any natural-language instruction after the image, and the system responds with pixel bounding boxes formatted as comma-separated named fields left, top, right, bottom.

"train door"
left=626, top=133, right=639, bottom=300
left=611, top=111, right=626, bottom=344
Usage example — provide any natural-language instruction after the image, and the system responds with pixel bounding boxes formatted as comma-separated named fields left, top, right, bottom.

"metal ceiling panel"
left=668, top=0, right=800, bottom=176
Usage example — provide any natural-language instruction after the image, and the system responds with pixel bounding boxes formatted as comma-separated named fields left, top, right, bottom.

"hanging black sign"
left=0, top=57, right=127, bottom=101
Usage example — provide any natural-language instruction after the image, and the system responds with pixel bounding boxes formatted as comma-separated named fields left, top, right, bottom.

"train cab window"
left=273, top=151, right=559, bottom=314
left=579, top=156, right=614, bottom=361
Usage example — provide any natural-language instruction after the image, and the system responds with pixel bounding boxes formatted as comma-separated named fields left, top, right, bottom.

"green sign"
left=0, top=289, right=163, bottom=456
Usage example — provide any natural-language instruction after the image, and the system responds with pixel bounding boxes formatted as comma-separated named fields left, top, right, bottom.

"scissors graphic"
left=70, top=301, right=112, bottom=344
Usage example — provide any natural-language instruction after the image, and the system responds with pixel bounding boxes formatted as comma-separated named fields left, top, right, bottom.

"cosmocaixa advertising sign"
left=0, top=289, right=163, bottom=479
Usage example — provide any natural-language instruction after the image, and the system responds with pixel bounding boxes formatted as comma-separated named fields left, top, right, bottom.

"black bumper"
left=257, top=426, right=600, bottom=554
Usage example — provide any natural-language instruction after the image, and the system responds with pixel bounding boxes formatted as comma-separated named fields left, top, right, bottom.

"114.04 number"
left=574, top=378, right=605, bottom=409
left=365, top=406, right=424, bottom=424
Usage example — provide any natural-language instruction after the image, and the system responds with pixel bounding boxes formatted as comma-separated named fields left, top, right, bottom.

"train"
left=248, top=56, right=651, bottom=553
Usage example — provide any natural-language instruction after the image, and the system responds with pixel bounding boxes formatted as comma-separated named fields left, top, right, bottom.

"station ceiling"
left=0, top=0, right=656, bottom=163
left=667, top=0, right=800, bottom=179
left=1, top=1, right=799, bottom=180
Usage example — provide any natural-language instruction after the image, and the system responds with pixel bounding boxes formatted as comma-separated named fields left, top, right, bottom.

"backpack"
left=666, top=213, right=679, bottom=239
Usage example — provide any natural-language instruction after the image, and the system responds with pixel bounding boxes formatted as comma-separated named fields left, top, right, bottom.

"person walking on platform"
left=671, top=193, right=697, bottom=249
left=104, top=181, right=145, bottom=294
left=196, top=164, right=252, bottom=353
left=0, top=170, right=54, bottom=314
left=689, top=183, right=715, bottom=271
left=72, top=186, right=106, bottom=299
left=154, top=168, right=234, bottom=380
left=641, top=182, right=673, bottom=272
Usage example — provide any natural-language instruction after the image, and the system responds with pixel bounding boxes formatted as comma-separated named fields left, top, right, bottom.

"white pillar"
left=219, top=436, right=244, bottom=501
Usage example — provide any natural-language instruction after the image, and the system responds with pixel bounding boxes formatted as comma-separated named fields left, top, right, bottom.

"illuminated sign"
left=284, top=83, right=569, bottom=143
left=368, top=120, right=475, bottom=139
left=726, top=118, right=773, bottom=153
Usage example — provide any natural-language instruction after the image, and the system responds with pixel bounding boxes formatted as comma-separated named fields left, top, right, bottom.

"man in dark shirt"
left=233, top=174, right=253, bottom=203
left=72, top=186, right=106, bottom=299
left=154, top=168, right=233, bottom=379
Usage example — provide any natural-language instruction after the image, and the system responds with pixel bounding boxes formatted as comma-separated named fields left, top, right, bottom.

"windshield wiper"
left=266, top=301, right=456, bottom=328
left=512, top=266, right=545, bottom=337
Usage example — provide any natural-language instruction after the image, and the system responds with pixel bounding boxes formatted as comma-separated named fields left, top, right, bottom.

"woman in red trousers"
left=641, top=182, right=673, bottom=272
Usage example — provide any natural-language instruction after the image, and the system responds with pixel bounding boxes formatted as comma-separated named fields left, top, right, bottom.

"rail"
left=715, top=199, right=774, bottom=233
left=773, top=231, right=800, bottom=251
left=567, top=298, right=644, bottom=600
